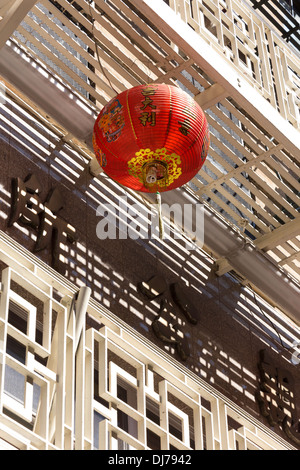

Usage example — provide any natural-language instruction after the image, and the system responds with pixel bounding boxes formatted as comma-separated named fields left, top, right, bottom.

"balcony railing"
left=0, top=231, right=297, bottom=450
left=1, top=0, right=299, bottom=286
left=249, top=0, right=300, bottom=49
left=167, top=0, right=300, bottom=128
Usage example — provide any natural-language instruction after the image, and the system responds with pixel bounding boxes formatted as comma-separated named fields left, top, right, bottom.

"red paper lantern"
left=93, top=83, right=209, bottom=193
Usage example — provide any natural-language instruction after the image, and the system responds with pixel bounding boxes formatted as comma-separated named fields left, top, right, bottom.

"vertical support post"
left=0, top=269, right=10, bottom=414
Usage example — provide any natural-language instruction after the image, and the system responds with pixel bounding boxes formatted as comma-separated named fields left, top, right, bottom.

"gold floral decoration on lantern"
left=128, top=148, right=182, bottom=188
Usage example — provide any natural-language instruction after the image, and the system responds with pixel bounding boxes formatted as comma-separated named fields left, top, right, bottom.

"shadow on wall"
left=0, top=98, right=299, bottom=446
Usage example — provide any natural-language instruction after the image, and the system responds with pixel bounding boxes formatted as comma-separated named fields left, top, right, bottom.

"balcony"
left=0, top=231, right=298, bottom=449
left=248, top=0, right=300, bottom=50
left=0, top=1, right=299, bottom=305
left=0, top=0, right=299, bottom=450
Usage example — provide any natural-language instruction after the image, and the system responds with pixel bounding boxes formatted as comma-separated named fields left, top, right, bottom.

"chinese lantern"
left=93, top=83, right=209, bottom=194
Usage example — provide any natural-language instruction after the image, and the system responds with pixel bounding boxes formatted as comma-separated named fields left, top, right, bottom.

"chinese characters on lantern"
left=8, top=174, right=77, bottom=274
left=178, top=106, right=198, bottom=136
left=178, top=118, right=191, bottom=136
left=139, top=86, right=157, bottom=127
left=138, top=86, right=197, bottom=137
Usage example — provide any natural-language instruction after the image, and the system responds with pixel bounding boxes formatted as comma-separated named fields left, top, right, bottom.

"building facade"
left=0, top=0, right=299, bottom=450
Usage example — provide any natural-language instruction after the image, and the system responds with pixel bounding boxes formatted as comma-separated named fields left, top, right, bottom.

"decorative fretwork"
left=168, top=0, right=300, bottom=128
left=2, top=0, right=299, bottom=284
left=0, top=233, right=297, bottom=450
